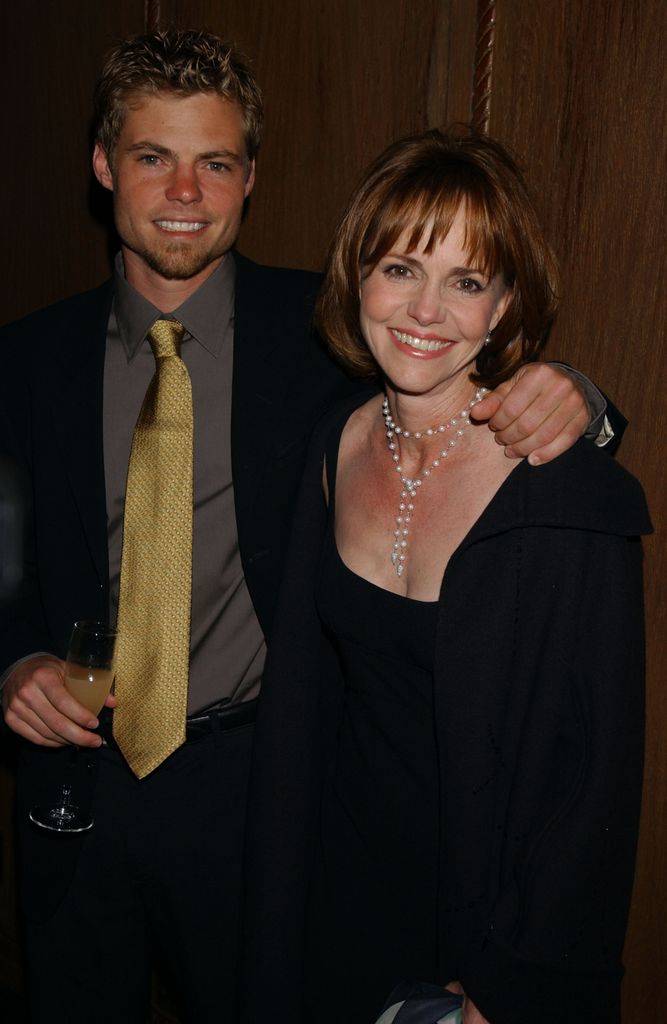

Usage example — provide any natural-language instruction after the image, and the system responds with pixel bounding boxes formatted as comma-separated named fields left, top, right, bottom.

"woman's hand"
left=462, top=995, right=491, bottom=1024
left=445, top=982, right=491, bottom=1024
left=471, top=362, right=590, bottom=465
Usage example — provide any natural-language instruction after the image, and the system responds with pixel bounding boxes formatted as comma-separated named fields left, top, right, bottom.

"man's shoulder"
left=233, top=251, right=321, bottom=302
left=232, top=251, right=324, bottom=354
left=0, top=281, right=114, bottom=345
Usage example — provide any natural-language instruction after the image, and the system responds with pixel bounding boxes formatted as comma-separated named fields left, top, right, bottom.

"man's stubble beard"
left=138, top=239, right=227, bottom=281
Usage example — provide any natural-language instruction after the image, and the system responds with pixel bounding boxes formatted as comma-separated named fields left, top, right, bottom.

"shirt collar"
left=113, top=251, right=236, bottom=361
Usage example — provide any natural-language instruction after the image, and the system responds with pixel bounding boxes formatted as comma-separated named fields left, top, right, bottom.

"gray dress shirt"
left=105, top=253, right=265, bottom=714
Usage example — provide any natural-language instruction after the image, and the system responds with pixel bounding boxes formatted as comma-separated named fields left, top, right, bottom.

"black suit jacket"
left=0, top=253, right=624, bottom=922
left=0, top=252, right=362, bottom=668
left=0, top=253, right=364, bottom=919
left=242, top=399, right=649, bottom=1024
left=0, top=253, right=626, bottom=670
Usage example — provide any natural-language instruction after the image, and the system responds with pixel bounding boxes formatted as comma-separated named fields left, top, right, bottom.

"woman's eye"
left=457, top=277, right=483, bottom=292
left=382, top=263, right=412, bottom=279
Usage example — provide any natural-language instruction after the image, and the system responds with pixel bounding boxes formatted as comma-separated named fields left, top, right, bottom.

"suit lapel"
left=50, top=282, right=113, bottom=585
left=231, top=254, right=291, bottom=552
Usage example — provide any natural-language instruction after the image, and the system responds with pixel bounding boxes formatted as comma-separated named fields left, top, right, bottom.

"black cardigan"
left=242, top=395, right=652, bottom=1024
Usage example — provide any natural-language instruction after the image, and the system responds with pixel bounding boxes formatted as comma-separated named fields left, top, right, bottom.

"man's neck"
left=122, top=248, right=227, bottom=312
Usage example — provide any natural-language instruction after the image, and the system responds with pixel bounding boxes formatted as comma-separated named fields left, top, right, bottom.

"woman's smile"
left=389, top=327, right=455, bottom=357
left=360, top=207, right=511, bottom=396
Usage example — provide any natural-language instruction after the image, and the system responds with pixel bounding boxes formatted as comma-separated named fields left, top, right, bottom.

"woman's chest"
left=334, top=444, right=516, bottom=601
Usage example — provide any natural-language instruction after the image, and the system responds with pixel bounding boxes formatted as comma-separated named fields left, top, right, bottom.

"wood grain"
left=0, top=0, right=148, bottom=1000
left=158, top=0, right=474, bottom=271
left=488, top=2, right=667, bottom=1017
left=0, top=1, right=147, bottom=326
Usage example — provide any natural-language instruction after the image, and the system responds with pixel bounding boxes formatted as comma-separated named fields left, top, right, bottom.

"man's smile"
left=154, top=219, right=208, bottom=232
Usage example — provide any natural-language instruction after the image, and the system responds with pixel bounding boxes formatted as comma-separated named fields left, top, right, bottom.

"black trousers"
left=19, top=720, right=254, bottom=1023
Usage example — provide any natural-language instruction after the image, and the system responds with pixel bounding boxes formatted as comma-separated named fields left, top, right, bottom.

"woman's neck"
left=381, top=380, right=487, bottom=476
left=384, top=378, right=480, bottom=440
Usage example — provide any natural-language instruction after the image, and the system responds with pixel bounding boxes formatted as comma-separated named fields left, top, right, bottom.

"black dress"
left=304, top=434, right=442, bottom=1023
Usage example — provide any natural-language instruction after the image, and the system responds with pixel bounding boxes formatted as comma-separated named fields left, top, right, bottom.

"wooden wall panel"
left=0, top=0, right=477, bottom=322
left=157, top=0, right=476, bottom=272
left=487, top=2, right=667, bottom=1018
left=0, top=0, right=148, bottom=1003
left=0, top=0, right=147, bottom=326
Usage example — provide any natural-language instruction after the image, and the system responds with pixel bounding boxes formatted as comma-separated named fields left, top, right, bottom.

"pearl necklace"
left=383, top=388, right=488, bottom=577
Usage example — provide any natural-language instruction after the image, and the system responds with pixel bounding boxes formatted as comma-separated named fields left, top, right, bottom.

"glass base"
left=29, top=803, right=94, bottom=833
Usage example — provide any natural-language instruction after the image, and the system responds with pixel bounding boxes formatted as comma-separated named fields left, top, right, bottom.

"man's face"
left=93, top=90, right=255, bottom=291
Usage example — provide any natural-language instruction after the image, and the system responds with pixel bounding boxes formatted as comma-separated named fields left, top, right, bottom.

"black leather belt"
left=185, top=697, right=258, bottom=738
left=98, top=697, right=258, bottom=748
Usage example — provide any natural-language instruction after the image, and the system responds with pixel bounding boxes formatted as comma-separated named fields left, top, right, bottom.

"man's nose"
left=165, top=165, right=203, bottom=204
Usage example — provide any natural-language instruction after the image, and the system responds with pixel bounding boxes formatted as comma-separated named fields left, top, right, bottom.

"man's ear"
left=92, top=143, right=114, bottom=191
left=244, top=159, right=256, bottom=199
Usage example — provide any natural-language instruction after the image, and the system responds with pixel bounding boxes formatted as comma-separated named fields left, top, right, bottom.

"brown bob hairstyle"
left=315, top=126, right=560, bottom=388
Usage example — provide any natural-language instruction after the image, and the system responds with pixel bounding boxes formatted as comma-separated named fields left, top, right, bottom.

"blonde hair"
left=94, top=29, right=263, bottom=162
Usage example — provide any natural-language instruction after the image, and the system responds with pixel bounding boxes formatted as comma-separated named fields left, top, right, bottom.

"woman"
left=243, top=128, right=651, bottom=1024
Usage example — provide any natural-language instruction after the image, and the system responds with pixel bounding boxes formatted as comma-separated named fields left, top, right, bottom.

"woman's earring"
left=484, top=330, right=492, bottom=346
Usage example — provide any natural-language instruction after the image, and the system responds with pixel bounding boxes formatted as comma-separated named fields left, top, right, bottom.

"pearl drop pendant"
left=384, top=388, right=488, bottom=577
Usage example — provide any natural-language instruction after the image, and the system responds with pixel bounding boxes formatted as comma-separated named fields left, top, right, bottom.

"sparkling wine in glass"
left=28, top=620, right=117, bottom=833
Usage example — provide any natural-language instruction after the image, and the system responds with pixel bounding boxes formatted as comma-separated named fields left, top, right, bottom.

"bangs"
left=319, top=127, right=557, bottom=386
left=361, top=172, right=511, bottom=283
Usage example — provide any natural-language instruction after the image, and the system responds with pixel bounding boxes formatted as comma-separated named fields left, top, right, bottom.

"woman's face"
left=359, top=205, right=510, bottom=399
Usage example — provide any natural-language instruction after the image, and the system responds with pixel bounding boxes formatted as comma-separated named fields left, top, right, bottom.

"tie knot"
left=148, top=319, right=185, bottom=360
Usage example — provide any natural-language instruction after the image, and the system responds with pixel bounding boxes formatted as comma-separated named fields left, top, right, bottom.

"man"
left=0, top=29, right=615, bottom=1024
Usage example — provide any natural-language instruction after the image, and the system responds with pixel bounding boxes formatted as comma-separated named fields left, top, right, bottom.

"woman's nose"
left=406, top=282, right=446, bottom=325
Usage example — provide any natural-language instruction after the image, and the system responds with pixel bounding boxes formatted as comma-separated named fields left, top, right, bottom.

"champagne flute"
left=29, top=620, right=117, bottom=833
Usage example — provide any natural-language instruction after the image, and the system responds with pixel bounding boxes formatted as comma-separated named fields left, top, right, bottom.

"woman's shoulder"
left=517, top=438, right=652, bottom=537
left=308, top=389, right=380, bottom=452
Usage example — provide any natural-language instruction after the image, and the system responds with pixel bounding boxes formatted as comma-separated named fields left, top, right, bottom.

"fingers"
left=448, top=984, right=490, bottom=1024
left=2, top=657, right=103, bottom=748
left=463, top=995, right=491, bottom=1024
left=510, top=404, right=589, bottom=464
left=469, top=390, right=503, bottom=422
left=480, top=363, right=590, bottom=465
left=487, top=363, right=581, bottom=435
left=4, top=717, right=63, bottom=747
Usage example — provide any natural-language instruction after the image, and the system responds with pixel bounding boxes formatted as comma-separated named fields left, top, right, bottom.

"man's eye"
left=208, top=162, right=228, bottom=173
left=140, top=155, right=160, bottom=166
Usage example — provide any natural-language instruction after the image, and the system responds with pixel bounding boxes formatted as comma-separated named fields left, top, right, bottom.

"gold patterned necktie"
left=113, top=319, right=193, bottom=778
